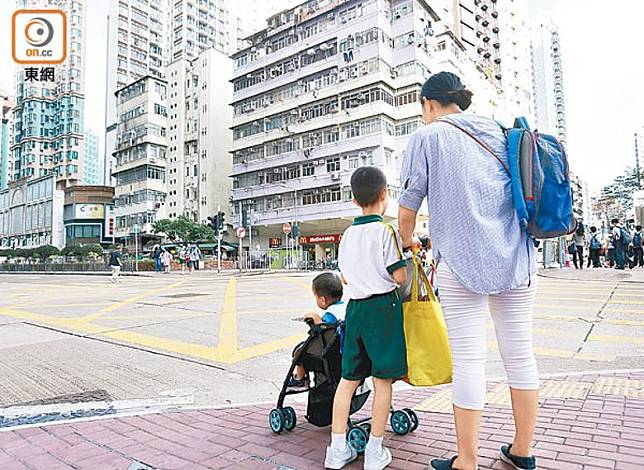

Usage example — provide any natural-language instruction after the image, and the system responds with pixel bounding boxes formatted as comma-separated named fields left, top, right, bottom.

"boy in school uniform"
left=324, top=167, right=408, bottom=470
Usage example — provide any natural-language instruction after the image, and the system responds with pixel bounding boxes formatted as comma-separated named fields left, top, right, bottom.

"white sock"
left=365, top=434, right=383, bottom=453
left=331, top=432, right=347, bottom=451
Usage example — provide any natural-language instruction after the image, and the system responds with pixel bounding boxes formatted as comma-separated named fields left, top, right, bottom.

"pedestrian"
left=633, top=225, right=644, bottom=268
left=161, top=248, right=173, bottom=274
left=572, top=223, right=585, bottom=270
left=398, top=71, right=539, bottom=470
left=324, top=167, right=408, bottom=470
left=606, top=234, right=616, bottom=268
left=194, top=245, right=203, bottom=270
left=179, top=245, right=188, bottom=275
left=611, top=219, right=627, bottom=270
left=587, top=226, right=602, bottom=268
left=153, top=244, right=162, bottom=273
left=109, top=246, right=123, bottom=285
left=189, top=244, right=199, bottom=273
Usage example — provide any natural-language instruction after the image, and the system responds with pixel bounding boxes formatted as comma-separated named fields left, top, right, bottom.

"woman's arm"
left=397, top=132, right=428, bottom=250
left=398, top=205, right=420, bottom=250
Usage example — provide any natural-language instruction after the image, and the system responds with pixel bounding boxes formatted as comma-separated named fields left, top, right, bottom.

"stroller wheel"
left=361, top=423, right=371, bottom=436
left=269, top=408, right=285, bottom=434
left=390, top=409, right=412, bottom=435
left=347, top=425, right=369, bottom=454
left=283, top=406, right=297, bottom=431
left=403, top=408, right=419, bottom=432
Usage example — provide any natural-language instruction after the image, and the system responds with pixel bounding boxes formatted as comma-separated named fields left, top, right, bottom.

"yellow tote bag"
left=403, top=257, right=453, bottom=386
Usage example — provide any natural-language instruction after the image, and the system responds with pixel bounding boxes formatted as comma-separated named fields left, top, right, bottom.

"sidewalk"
left=1, top=370, right=642, bottom=469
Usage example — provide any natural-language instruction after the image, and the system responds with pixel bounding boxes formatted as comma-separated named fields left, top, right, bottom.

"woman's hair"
left=420, top=71, right=473, bottom=111
left=576, top=222, right=585, bottom=236
left=590, top=226, right=597, bottom=233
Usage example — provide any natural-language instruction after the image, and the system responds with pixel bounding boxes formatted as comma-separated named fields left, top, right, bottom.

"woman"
left=572, top=223, right=585, bottom=269
left=398, top=72, right=539, bottom=470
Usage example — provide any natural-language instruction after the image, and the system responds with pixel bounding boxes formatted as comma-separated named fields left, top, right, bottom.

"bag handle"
left=410, top=256, right=437, bottom=304
left=437, top=118, right=510, bottom=176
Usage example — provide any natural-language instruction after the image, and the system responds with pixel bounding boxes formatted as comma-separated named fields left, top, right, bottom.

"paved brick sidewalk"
left=1, top=370, right=642, bottom=470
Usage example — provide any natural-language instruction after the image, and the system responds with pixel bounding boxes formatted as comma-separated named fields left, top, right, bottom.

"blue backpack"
left=620, top=227, right=631, bottom=247
left=634, top=232, right=642, bottom=248
left=590, top=233, right=601, bottom=250
left=505, top=117, right=577, bottom=238
left=439, top=116, right=577, bottom=239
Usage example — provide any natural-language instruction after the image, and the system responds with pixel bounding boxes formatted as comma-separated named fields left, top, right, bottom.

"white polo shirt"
left=338, top=215, right=407, bottom=300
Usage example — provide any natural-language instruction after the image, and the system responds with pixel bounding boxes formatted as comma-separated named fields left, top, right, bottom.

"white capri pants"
left=438, top=267, right=539, bottom=410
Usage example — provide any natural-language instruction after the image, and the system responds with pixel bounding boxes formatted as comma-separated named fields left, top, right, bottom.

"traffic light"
left=207, top=214, right=219, bottom=232
left=217, top=210, right=225, bottom=231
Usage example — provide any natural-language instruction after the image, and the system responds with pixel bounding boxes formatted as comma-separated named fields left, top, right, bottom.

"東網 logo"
left=12, top=9, right=67, bottom=64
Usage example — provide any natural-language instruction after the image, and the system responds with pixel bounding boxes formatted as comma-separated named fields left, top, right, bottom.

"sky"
left=1, top=0, right=642, bottom=193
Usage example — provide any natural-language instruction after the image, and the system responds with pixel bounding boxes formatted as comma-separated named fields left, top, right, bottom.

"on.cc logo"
left=24, top=17, right=54, bottom=47
left=12, top=9, right=66, bottom=64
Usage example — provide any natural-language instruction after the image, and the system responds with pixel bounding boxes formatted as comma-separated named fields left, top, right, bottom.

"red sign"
left=299, top=234, right=342, bottom=244
left=282, top=223, right=291, bottom=235
left=269, top=237, right=281, bottom=248
left=236, top=227, right=246, bottom=238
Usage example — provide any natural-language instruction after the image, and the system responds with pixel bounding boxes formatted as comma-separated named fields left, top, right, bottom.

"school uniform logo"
left=12, top=9, right=67, bottom=64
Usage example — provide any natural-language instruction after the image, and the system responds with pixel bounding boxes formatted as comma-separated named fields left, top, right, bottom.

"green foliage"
left=594, top=167, right=642, bottom=222
left=152, top=216, right=213, bottom=242
left=32, top=245, right=60, bottom=260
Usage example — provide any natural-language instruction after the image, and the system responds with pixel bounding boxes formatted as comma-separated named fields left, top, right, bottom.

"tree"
left=594, top=167, right=642, bottom=223
left=32, top=245, right=60, bottom=260
left=152, top=216, right=213, bottom=242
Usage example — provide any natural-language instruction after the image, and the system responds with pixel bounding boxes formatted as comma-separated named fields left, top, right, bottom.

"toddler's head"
left=312, top=272, right=343, bottom=310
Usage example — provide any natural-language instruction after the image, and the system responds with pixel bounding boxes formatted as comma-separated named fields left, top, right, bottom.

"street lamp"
left=278, top=182, right=300, bottom=268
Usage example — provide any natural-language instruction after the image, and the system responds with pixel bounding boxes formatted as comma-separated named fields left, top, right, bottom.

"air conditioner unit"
left=359, top=151, right=367, bottom=158
left=330, top=172, right=340, bottom=180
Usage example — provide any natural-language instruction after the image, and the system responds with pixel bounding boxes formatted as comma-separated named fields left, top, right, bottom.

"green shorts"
left=342, top=291, right=407, bottom=381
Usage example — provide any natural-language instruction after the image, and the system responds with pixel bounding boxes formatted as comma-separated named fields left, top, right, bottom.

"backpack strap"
left=437, top=118, right=510, bottom=175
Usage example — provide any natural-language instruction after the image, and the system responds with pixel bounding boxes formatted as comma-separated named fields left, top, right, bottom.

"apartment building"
left=82, top=130, right=102, bottom=185
left=230, top=0, right=498, bottom=262
left=532, top=19, right=567, bottom=145
left=1, top=92, right=13, bottom=191
left=12, top=0, right=86, bottom=184
left=496, top=0, right=534, bottom=122
left=166, top=48, right=233, bottom=224
left=112, top=76, right=168, bottom=242
left=105, top=0, right=170, bottom=184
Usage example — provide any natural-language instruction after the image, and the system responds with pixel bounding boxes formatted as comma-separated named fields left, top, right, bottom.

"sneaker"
left=364, top=446, right=392, bottom=470
left=287, top=376, right=307, bottom=390
left=324, top=444, right=357, bottom=469
left=499, top=444, right=536, bottom=470
left=430, top=456, right=457, bottom=469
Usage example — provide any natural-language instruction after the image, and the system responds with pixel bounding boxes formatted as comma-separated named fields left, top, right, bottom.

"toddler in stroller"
left=268, top=273, right=419, bottom=456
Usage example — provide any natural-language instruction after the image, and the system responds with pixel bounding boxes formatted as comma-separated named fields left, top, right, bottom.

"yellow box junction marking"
left=0, top=278, right=304, bottom=364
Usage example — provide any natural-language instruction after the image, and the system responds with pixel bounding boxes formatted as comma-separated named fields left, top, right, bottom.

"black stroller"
left=268, top=319, right=419, bottom=453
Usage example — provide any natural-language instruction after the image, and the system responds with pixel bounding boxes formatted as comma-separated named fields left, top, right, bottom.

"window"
left=302, top=186, right=342, bottom=205
left=326, top=157, right=340, bottom=172
left=302, top=162, right=314, bottom=177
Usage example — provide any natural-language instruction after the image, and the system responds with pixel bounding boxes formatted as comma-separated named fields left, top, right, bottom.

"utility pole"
left=636, top=132, right=641, bottom=188
left=217, top=204, right=221, bottom=273
left=248, top=207, right=253, bottom=271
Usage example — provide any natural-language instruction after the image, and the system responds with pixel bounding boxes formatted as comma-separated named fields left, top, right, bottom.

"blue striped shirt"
left=398, top=113, right=536, bottom=294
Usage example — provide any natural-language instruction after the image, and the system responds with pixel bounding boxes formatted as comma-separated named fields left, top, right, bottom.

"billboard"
left=75, top=203, right=105, bottom=220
